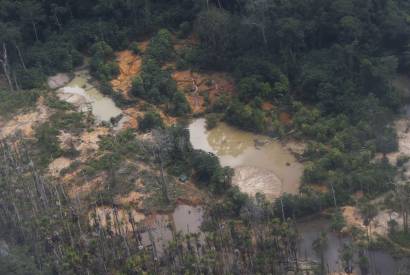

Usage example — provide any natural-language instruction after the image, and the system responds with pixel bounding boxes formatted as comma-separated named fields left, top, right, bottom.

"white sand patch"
left=48, top=73, right=71, bottom=89
left=232, top=166, right=284, bottom=200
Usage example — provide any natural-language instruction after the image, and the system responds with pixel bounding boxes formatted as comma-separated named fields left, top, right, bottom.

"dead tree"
left=0, top=42, right=13, bottom=91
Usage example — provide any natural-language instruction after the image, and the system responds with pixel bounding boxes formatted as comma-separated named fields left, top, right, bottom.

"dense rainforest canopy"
left=2, top=0, right=410, bottom=274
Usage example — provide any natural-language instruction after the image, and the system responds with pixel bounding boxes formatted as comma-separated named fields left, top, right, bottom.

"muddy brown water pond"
left=140, top=205, right=204, bottom=256
left=188, top=119, right=408, bottom=273
left=55, top=70, right=123, bottom=122
left=188, top=118, right=303, bottom=200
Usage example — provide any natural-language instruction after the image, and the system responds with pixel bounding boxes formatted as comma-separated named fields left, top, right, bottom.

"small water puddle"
left=188, top=118, right=303, bottom=199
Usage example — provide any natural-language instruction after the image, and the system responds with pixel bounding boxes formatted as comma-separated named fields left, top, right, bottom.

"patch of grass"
left=60, top=160, right=82, bottom=176
left=45, top=96, right=73, bottom=111
left=50, top=111, right=85, bottom=132
left=34, top=122, right=63, bottom=167
left=397, top=155, right=410, bottom=167
left=205, top=113, right=220, bottom=130
left=83, top=129, right=143, bottom=177
left=87, top=164, right=138, bottom=205
left=130, top=42, right=140, bottom=55
left=83, top=153, right=121, bottom=178
left=33, top=111, right=86, bottom=168
left=141, top=170, right=181, bottom=212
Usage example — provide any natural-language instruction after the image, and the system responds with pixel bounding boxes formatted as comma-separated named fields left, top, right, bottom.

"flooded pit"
left=55, top=70, right=123, bottom=122
left=188, top=118, right=303, bottom=199
left=91, top=205, right=204, bottom=256
left=141, top=205, right=204, bottom=255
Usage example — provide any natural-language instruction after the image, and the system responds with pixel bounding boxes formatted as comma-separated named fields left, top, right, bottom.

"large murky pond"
left=189, top=118, right=303, bottom=199
left=52, top=70, right=122, bottom=122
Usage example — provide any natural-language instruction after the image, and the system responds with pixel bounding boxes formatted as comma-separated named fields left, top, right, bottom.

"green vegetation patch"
left=0, top=89, right=40, bottom=118
left=33, top=111, right=86, bottom=167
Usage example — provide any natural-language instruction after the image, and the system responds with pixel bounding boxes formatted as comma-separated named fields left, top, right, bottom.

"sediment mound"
left=48, top=73, right=71, bottom=89
left=232, top=166, right=283, bottom=200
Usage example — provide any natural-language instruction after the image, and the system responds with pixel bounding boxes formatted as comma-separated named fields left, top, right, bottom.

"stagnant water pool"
left=55, top=70, right=123, bottom=122
left=188, top=118, right=303, bottom=199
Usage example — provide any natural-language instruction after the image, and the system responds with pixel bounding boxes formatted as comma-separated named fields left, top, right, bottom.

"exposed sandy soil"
left=261, top=102, right=274, bottom=111
left=283, top=140, right=306, bottom=157
left=175, top=181, right=205, bottom=206
left=56, top=127, right=110, bottom=163
left=309, top=184, right=329, bottom=193
left=50, top=127, right=112, bottom=188
left=0, top=97, right=49, bottom=139
left=122, top=107, right=143, bottom=129
left=48, top=157, right=73, bottom=177
left=186, top=94, right=206, bottom=114
left=111, top=50, right=142, bottom=97
left=172, top=70, right=235, bottom=114
left=137, top=40, right=150, bottom=52
left=279, top=112, right=292, bottom=125
left=159, top=110, right=178, bottom=126
left=114, top=191, right=144, bottom=207
left=121, top=105, right=177, bottom=130
left=90, top=206, right=146, bottom=234
left=77, top=127, right=110, bottom=158
left=341, top=206, right=402, bottom=238
left=62, top=169, right=81, bottom=183
left=68, top=173, right=106, bottom=199
left=109, top=40, right=150, bottom=98
left=58, top=131, right=76, bottom=151
left=108, top=36, right=235, bottom=120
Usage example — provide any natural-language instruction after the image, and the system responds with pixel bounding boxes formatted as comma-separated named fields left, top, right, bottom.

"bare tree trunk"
left=0, top=43, right=14, bottom=91
left=13, top=71, right=20, bottom=91
left=330, top=182, right=337, bottom=208
left=144, top=0, right=151, bottom=28
left=14, top=44, right=27, bottom=71
left=158, top=159, right=170, bottom=204
left=54, top=13, right=62, bottom=31
left=32, top=22, right=39, bottom=42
